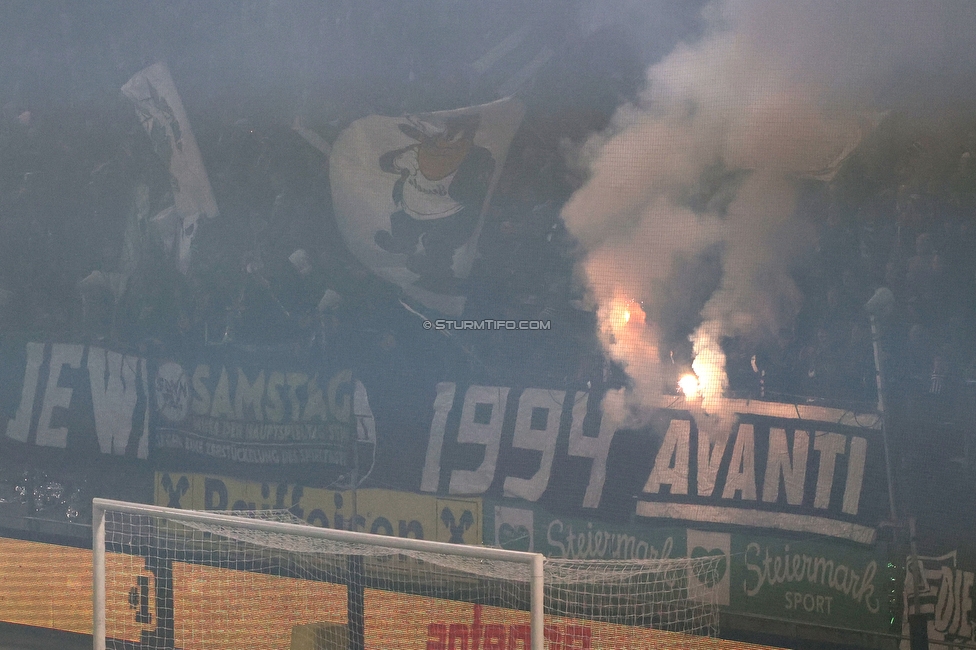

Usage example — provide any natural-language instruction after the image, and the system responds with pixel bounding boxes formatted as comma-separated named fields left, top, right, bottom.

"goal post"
left=93, top=497, right=719, bottom=650
left=93, top=497, right=544, bottom=650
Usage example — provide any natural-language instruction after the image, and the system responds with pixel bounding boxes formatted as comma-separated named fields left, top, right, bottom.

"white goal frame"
left=92, top=497, right=545, bottom=650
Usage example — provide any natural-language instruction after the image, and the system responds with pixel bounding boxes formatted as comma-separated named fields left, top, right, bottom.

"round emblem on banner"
left=155, top=362, right=189, bottom=422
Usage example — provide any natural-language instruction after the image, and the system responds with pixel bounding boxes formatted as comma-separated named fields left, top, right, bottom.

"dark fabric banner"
left=369, top=379, right=889, bottom=544
left=150, top=345, right=361, bottom=484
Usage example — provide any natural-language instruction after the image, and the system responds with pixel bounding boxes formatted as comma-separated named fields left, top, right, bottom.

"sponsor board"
left=688, top=529, right=732, bottom=607
left=377, top=593, right=781, bottom=650
left=489, top=503, right=680, bottom=562
left=170, top=562, right=347, bottom=650
left=155, top=472, right=481, bottom=545
left=733, top=534, right=895, bottom=632
left=0, top=537, right=151, bottom=640
left=485, top=501, right=897, bottom=634
left=114, top=561, right=785, bottom=650
left=0, top=529, right=882, bottom=644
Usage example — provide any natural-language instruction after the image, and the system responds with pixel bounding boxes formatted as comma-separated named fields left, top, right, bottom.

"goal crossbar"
left=93, top=498, right=720, bottom=650
left=92, top=497, right=545, bottom=650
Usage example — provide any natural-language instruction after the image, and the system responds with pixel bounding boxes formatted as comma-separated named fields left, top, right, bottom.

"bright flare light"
left=604, top=296, right=644, bottom=334
left=690, top=321, right=728, bottom=411
left=678, top=373, right=700, bottom=398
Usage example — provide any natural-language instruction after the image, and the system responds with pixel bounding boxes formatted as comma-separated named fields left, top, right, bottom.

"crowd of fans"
left=709, top=117, right=976, bottom=436
left=0, top=3, right=622, bottom=393
left=0, top=4, right=973, bottom=425
left=808, top=121, right=974, bottom=423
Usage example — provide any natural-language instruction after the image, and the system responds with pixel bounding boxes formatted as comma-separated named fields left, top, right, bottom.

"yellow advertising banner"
left=0, top=536, right=783, bottom=650
left=0, top=538, right=149, bottom=640
left=162, top=563, right=780, bottom=650
left=365, top=592, right=779, bottom=650
left=154, top=471, right=481, bottom=545
left=171, top=562, right=347, bottom=650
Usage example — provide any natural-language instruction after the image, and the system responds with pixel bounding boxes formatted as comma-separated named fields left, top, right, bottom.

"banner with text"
left=901, top=548, right=976, bottom=650
left=151, top=346, right=364, bottom=478
left=155, top=472, right=481, bottom=545
left=0, top=338, right=150, bottom=458
left=403, top=382, right=887, bottom=544
left=485, top=500, right=896, bottom=634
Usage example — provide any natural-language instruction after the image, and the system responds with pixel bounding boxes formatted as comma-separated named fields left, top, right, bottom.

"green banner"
left=484, top=499, right=897, bottom=635
left=486, top=500, right=682, bottom=560
left=730, top=533, right=897, bottom=633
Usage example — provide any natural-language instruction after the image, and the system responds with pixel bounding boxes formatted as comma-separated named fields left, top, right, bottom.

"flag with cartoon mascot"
left=329, top=98, right=524, bottom=315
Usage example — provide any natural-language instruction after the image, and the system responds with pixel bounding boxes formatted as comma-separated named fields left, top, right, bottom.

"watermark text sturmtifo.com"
left=423, top=319, right=552, bottom=331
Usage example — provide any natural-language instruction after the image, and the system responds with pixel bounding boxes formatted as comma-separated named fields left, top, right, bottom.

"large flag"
left=122, top=63, right=219, bottom=274
left=797, top=111, right=887, bottom=182
left=329, top=98, right=524, bottom=315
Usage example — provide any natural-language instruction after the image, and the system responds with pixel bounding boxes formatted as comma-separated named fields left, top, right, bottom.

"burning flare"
left=690, top=320, right=727, bottom=412
left=678, top=373, right=700, bottom=398
left=602, top=295, right=644, bottom=335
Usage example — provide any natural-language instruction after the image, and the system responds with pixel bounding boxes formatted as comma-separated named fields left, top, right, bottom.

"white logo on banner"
left=495, top=506, right=534, bottom=552
left=687, top=529, right=731, bottom=606
left=155, top=362, right=189, bottom=423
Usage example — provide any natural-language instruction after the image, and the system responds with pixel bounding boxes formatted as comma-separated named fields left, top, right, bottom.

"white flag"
left=122, top=62, right=218, bottom=274
left=329, top=98, right=524, bottom=315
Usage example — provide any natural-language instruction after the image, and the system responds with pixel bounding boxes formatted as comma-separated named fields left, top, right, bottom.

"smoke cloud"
left=563, top=0, right=976, bottom=433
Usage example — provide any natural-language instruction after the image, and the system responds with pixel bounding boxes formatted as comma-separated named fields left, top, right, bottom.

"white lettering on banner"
left=546, top=519, right=673, bottom=561
left=637, top=503, right=876, bottom=543
left=449, top=385, right=509, bottom=494
left=421, top=386, right=614, bottom=508
left=743, top=542, right=881, bottom=614
left=174, top=415, right=345, bottom=445
left=697, top=428, right=727, bottom=497
left=567, top=391, right=614, bottom=508
left=643, top=419, right=690, bottom=496
left=642, top=422, right=869, bottom=517
left=88, top=348, right=148, bottom=457
left=421, top=383, right=879, bottom=536
left=813, top=432, right=846, bottom=508
left=265, top=371, right=285, bottom=421
left=35, top=343, right=84, bottom=448
left=189, top=364, right=353, bottom=424
left=209, top=367, right=234, bottom=419
left=4, top=342, right=147, bottom=457
left=286, top=373, right=305, bottom=422
left=934, top=567, right=976, bottom=640
left=191, top=364, right=211, bottom=416
left=186, top=440, right=345, bottom=465
left=762, top=428, right=808, bottom=506
left=235, top=368, right=264, bottom=420
left=843, top=436, right=867, bottom=515
left=900, top=552, right=976, bottom=649
left=503, top=388, right=563, bottom=501
left=5, top=342, right=44, bottom=442
left=722, top=424, right=757, bottom=500
left=421, top=383, right=458, bottom=492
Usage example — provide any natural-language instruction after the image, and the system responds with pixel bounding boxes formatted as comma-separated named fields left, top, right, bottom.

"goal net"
left=93, top=498, right=720, bottom=650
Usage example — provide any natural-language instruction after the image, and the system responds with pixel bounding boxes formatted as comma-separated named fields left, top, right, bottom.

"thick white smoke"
left=563, top=0, right=976, bottom=432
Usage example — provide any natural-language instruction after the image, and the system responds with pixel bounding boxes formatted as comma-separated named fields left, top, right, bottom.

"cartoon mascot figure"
left=374, top=114, right=495, bottom=293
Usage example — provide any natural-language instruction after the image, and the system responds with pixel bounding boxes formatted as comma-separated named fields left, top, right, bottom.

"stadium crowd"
left=0, top=3, right=973, bottom=426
